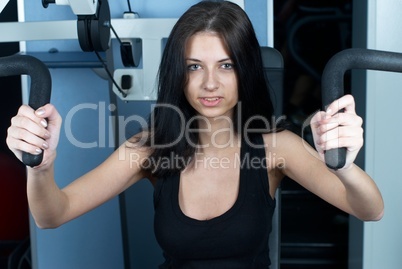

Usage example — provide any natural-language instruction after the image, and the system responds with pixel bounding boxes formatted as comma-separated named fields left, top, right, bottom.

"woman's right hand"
left=6, top=104, right=62, bottom=169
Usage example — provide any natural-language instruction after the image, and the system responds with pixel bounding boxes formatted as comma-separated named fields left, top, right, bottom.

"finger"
left=318, top=125, right=363, bottom=144
left=17, top=105, right=41, bottom=122
left=317, top=126, right=363, bottom=150
left=16, top=105, right=50, bottom=133
left=313, top=140, right=325, bottom=154
left=11, top=114, right=50, bottom=141
left=310, top=111, right=327, bottom=129
left=321, top=136, right=363, bottom=152
left=7, top=125, right=49, bottom=153
left=35, top=103, right=61, bottom=123
left=309, top=111, right=328, bottom=159
left=6, top=130, right=45, bottom=156
left=18, top=104, right=60, bottom=128
left=326, top=94, right=356, bottom=115
left=317, top=113, right=363, bottom=134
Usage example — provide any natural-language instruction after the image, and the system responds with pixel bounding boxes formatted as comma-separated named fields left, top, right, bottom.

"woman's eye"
left=187, top=64, right=201, bottom=71
left=221, top=63, right=234, bottom=69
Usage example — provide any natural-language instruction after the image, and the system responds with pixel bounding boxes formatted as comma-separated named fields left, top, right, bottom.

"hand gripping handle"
left=322, top=48, right=402, bottom=169
left=0, top=55, right=51, bottom=167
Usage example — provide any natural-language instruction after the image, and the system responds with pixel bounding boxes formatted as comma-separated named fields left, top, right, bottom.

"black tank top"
left=153, top=134, right=275, bottom=268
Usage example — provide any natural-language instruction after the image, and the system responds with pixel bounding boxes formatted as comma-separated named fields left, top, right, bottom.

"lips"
left=199, top=97, right=223, bottom=107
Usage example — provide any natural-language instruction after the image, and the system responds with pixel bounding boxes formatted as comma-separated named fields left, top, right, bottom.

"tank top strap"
left=242, top=133, right=275, bottom=206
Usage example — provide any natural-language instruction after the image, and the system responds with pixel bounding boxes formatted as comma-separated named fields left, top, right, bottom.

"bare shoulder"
left=261, top=129, right=323, bottom=180
left=84, top=131, right=153, bottom=191
left=260, top=130, right=310, bottom=193
left=261, top=129, right=312, bottom=157
left=262, top=129, right=335, bottom=189
left=112, top=131, right=152, bottom=179
left=123, top=131, right=152, bottom=157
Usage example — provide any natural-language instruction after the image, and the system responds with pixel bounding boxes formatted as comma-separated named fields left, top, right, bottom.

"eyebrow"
left=185, top=57, right=232, bottom=62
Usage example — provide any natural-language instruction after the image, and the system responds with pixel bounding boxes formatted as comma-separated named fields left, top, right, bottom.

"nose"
left=202, top=69, right=219, bottom=91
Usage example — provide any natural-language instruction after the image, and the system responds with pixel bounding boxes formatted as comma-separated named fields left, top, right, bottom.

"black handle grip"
left=322, top=48, right=402, bottom=169
left=0, top=55, right=51, bottom=167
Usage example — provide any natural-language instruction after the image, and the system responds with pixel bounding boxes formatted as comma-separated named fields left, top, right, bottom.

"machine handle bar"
left=0, top=55, right=51, bottom=167
left=322, top=48, right=402, bottom=169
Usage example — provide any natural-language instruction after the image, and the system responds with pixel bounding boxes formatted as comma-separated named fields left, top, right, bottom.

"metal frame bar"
left=0, top=18, right=177, bottom=42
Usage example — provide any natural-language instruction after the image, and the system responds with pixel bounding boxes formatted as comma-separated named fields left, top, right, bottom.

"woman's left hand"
left=310, top=94, right=363, bottom=170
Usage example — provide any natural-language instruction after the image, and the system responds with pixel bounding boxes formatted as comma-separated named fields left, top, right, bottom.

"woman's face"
left=184, top=31, right=238, bottom=120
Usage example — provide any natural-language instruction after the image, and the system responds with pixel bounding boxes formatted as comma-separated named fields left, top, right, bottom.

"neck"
left=195, top=116, right=240, bottom=155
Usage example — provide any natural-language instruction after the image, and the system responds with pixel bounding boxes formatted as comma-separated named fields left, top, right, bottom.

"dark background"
left=274, top=0, right=352, bottom=268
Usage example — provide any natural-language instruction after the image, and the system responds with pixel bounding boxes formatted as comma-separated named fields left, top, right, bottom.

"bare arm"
left=7, top=104, right=149, bottom=228
left=271, top=95, right=383, bottom=221
left=26, top=142, right=149, bottom=228
left=277, top=130, right=383, bottom=221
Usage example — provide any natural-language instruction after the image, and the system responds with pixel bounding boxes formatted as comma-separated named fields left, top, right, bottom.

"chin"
left=198, top=109, right=234, bottom=120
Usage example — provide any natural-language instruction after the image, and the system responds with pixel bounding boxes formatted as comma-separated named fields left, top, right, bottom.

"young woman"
left=6, top=1, right=383, bottom=268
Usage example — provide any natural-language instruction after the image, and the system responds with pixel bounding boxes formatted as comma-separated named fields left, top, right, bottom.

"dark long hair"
left=142, top=1, right=278, bottom=177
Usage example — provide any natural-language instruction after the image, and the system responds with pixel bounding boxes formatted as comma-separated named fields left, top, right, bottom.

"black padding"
left=322, top=48, right=402, bottom=169
left=0, top=55, right=51, bottom=167
left=260, top=46, right=284, bottom=269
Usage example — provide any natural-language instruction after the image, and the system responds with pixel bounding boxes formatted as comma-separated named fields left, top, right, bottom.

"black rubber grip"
left=0, top=55, right=51, bottom=167
left=322, top=48, right=402, bottom=169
